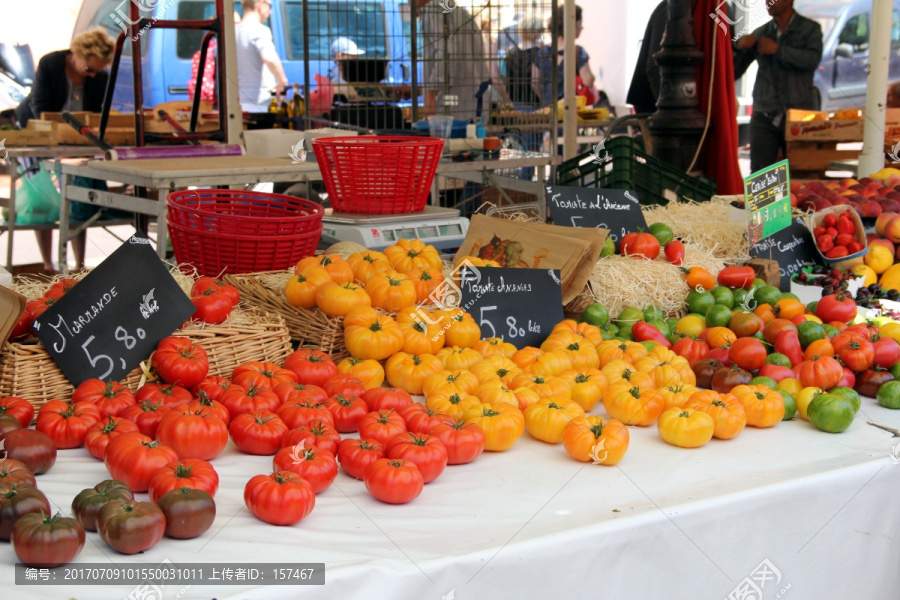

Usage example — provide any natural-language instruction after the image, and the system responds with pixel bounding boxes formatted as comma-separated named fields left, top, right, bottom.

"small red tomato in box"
left=817, top=235, right=835, bottom=253
left=826, top=226, right=839, bottom=238
left=848, top=240, right=864, bottom=254
left=823, top=213, right=838, bottom=228
left=813, top=225, right=827, bottom=238
left=836, top=213, right=856, bottom=235
left=826, top=246, right=849, bottom=259
left=835, top=233, right=855, bottom=248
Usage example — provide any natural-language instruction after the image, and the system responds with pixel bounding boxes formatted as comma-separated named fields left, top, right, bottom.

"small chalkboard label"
left=33, top=233, right=196, bottom=386
left=546, top=185, right=647, bottom=243
left=460, top=266, right=563, bottom=348
left=750, top=216, right=820, bottom=291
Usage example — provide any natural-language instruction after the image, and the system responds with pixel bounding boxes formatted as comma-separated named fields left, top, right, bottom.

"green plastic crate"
left=557, top=137, right=717, bottom=206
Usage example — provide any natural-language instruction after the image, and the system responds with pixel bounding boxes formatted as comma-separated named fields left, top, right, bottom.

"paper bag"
left=455, top=215, right=608, bottom=304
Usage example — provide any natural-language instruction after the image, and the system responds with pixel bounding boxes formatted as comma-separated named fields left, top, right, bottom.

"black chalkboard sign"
left=460, top=266, right=563, bottom=348
left=546, top=185, right=647, bottom=244
left=33, top=233, right=196, bottom=386
left=750, top=216, right=821, bottom=291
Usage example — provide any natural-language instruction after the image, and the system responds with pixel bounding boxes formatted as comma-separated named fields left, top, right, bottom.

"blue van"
left=795, top=0, right=900, bottom=111
left=72, top=0, right=419, bottom=112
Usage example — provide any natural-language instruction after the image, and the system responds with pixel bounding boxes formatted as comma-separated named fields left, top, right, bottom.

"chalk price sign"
left=750, top=216, right=819, bottom=292
left=459, top=266, right=563, bottom=348
left=33, top=234, right=197, bottom=386
left=546, top=185, right=647, bottom=243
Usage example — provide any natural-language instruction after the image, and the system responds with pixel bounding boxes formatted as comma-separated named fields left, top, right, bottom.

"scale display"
left=322, top=213, right=469, bottom=251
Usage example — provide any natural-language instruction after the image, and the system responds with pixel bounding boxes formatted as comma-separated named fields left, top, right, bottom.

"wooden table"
left=0, top=146, right=102, bottom=270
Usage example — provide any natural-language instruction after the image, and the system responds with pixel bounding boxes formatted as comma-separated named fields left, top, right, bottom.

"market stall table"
left=1, top=146, right=102, bottom=271
left=48, top=152, right=559, bottom=273
left=2, top=399, right=898, bottom=600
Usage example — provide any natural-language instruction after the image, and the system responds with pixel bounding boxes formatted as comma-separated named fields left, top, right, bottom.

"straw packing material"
left=643, top=201, right=750, bottom=265
left=582, top=247, right=726, bottom=319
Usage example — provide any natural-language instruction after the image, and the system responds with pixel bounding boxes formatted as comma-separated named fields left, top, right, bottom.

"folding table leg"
left=58, top=172, right=70, bottom=275
left=5, top=161, right=16, bottom=272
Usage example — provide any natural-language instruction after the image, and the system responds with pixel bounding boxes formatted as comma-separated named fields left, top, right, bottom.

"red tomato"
left=280, top=419, right=341, bottom=455
left=276, top=399, right=335, bottom=430
left=152, top=337, right=210, bottom=389
left=135, top=382, right=192, bottom=409
left=35, top=400, right=102, bottom=450
left=838, top=340, right=875, bottom=373
left=794, top=356, right=844, bottom=389
left=0, top=397, right=35, bottom=428
left=855, top=368, right=894, bottom=398
left=155, top=408, right=229, bottom=460
left=756, top=364, right=794, bottom=383
left=103, top=432, right=179, bottom=493
left=84, top=416, right=141, bottom=461
left=24, top=296, right=56, bottom=327
left=872, top=337, right=900, bottom=370
left=358, top=410, right=408, bottom=447
left=232, top=361, right=299, bottom=390
left=147, top=458, right=220, bottom=503
left=273, top=446, right=338, bottom=494
left=96, top=500, right=165, bottom=554
left=816, top=293, right=858, bottom=324
left=229, top=410, right=289, bottom=456
left=194, top=375, right=232, bottom=402
left=283, top=349, right=338, bottom=387
left=119, top=401, right=172, bottom=438
left=398, top=403, right=445, bottom=434
left=711, top=365, right=753, bottom=394
left=71, top=379, right=136, bottom=418
left=244, top=471, right=315, bottom=525
left=363, top=387, right=414, bottom=412
left=839, top=366, right=856, bottom=389
left=672, top=337, right=710, bottom=367
left=364, top=458, right=424, bottom=504
left=273, top=381, right=328, bottom=405
left=8, top=306, right=35, bottom=341
left=728, top=338, right=768, bottom=372
left=219, top=383, right=281, bottom=421
left=431, top=419, right=486, bottom=465
left=323, top=374, right=367, bottom=399
left=386, top=432, right=448, bottom=483
left=0, top=429, right=56, bottom=474
left=181, top=396, right=231, bottom=425
left=191, top=277, right=240, bottom=307
left=0, top=459, right=36, bottom=488
left=620, top=232, right=661, bottom=260
left=11, top=512, right=84, bottom=567
left=191, top=288, right=233, bottom=324
left=664, top=240, right=685, bottom=265
left=337, top=439, right=385, bottom=480
left=323, top=394, right=369, bottom=433
left=44, top=278, right=79, bottom=300
left=716, top=266, right=756, bottom=289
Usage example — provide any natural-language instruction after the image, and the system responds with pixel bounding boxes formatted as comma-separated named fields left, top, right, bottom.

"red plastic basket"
left=312, top=136, right=444, bottom=214
left=166, top=190, right=323, bottom=276
left=167, top=189, right=323, bottom=236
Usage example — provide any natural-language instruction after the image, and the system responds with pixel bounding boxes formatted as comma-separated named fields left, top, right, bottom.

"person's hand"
left=735, top=35, right=757, bottom=50
left=757, top=37, right=778, bottom=55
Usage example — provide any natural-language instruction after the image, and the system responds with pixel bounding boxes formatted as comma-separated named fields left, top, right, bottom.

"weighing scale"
left=321, top=206, right=469, bottom=251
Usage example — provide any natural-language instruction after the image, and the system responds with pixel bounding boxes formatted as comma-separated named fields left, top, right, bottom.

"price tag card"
left=546, top=185, right=647, bottom=244
left=459, top=266, right=563, bottom=348
left=750, top=216, right=820, bottom=292
left=744, top=159, right=792, bottom=245
left=33, top=233, right=196, bottom=386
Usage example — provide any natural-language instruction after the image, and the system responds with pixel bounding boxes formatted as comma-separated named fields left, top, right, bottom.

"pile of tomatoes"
left=813, top=210, right=865, bottom=259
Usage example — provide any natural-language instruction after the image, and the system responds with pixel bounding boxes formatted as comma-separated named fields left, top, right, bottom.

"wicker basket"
left=223, top=271, right=349, bottom=361
left=0, top=307, right=294, bottom=413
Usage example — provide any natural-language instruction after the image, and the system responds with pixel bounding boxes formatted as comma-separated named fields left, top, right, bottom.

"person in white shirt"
left=235, top=0, right=288, bottom=112
left=329, top=37, right=364, bottom=84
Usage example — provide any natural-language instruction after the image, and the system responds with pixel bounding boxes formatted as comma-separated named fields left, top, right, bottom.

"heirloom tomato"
left=343, top=306, right=404, bottom=360
left=191, top=288, right=233, bottom=324
left=807, top=394, right=855, bottom=433
left=430, top=419, right=485, bottom=465
left=323, top=373, right=367, bottom=398
left=336, top=357, right=385, bottom=390
left=191, top=276, right=239, bottom=306
left=147, top=458, right=219, bottom=503
left=396, top=307, right=444, bottom=355
left=232, top=361, right=298, bottom=389
left=685, top=390, right=746, bottom=440
left=280, top=419, right=341, bottom=455
left=728, top=338, right=768, bottom=372
left=0, top=429, right=56, bottom=474
left=155, top=409, right=229, bottom=460
left=443, top=310, right=482, bottom=348
left=385, top=352, right=444, bottom=395
left=135, top=382, right=192, bottom=409
left=219, top=383, right=281, bottom=421
left=561, top=415, right=629, bottom=465
left=156, top=487, right=216, bottom=539
left=462, top=403, right=525, bottom=451
left=71, top=479, right=134, bottom=532
left=276, top=399, right=335, bottom=430
left=104, top=432, right=178, bottom=493
left=0, top=396, right=35, bottom=428
left=657, top=407, right=715, bottom=448
left=96, top=500, right=166, bottom=554
left=323, top=394, right=369, bottom=433
left=296, top=253, right=353, bottom=283
left=119, top=401, right=172, bottom=438
left=386, top=432, right=448, bottom=483
left=524, top=398, right=586, bottom=444
left=383, top=238, right=442, bottom=272
left=0, top=414, right=20, bottom=437
left=358, top=410, right=408, bottom=447
left=399, top=402, right=446, bottom=434
left=0, top=483, right=51, bottom=541
left=273, top=446, right=338, bottom=494
left=284, top=268, right=332, bottom=308
left=273, top=381, right=328, bottom=406
left=0, top=459, right=36, bottom=488
left=603, top=383, right=664, bottom=427
left=794, top=356, right=843, bottom=390
left=36, top=399, right=101, bottom=449
left=11, top=512, right=84, bottom=567
left=364, top=459, right=424, bottom=504
left=316, top=281, right=371, bottom=317
left=366, top=270, right=417, bottom=313
left=84, top=416, right=141, bottom=460
left=730, top=384, right=785, bottom=428
left=152, top=337, right=209, bottom=388
left=620, top=231, right=661, bottom=259
left=855, top=368, right=894, bottom=399
left=244, top=471, right=315, bottom=525
left=229, top=410, right=289, bottom=455
left=363, top=387, right=414, bottom=412
left=71, top=379, right=136, bottom=418
left=283, top=349, right=337, bottom=387
left=337, top=439, right=385, bottom=480
left=194, top=375, right=232, bottom=402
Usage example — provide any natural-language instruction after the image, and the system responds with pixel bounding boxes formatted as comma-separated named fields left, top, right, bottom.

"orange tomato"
left=685, top=389, right=747, bottom=440
left=473, top=337, right=517, bottom=359
left=396, top=306, right=445, bottom=355
left=729, top=312, right=765, bottom=337
left=562, top=415, right=629, bottom=465
left=706, top=326, right=737, bottom=349
left=296, top=254, right=353, bottom=284
left=347, top=250, right=391, bottom=284
left=435, top=346, right=483, bottom=371
left=730, top=384, right=785, bottom=428
left=511, top=346, right=544, bottom=370
left=656, top=382, right=700, bottom=411
left=343, top=306, right=404, bottom=361
left=442, top=310, right=481, bottom=348
left=283, top=267, right=331, bottom=309
left=603, top=382, right=664, bottom=427
left=336, top=357, right=385, bottom=390
left=775, top=298, right=806, bottom=320
left=315, top=281, right=372, bottom=317
left=422, top=369, right=479, bottom=397
left=803, top=338, right=835, bottom=360
left=384, top=239, right=443, bottom=273
left=685, top=267, right=716, bottom=291
left=406, top=267, right=445, bottom=304
left=550, top=319, right=605, bottom=348
left=524, top=397, right=586, bottom=444
left=469, top=355, right=523, bottom=386
left=384, top=352, right=444, bottom=396
left=557, top=368, right=607, bottom=411
left=753, top=303, right=777, bottom=324
left=366, top=270, right=418, bottom=313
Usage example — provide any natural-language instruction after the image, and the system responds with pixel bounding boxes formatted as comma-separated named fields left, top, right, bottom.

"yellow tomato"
left=795, top=386, right=826, bottom=421
left=462, top=403, right=525, bottom=451
left=395, top=306, right=444, bottom=355
left=422, top=369, right=479, bottom=397
left=803, top=314, right=823, bottom=324
left=384, top=352, right=444, bottom=396
left=557, top=368, right=607, bottom=411
left=524, top=397, right=586, bottom=444
left=336, top=357, right=385, bottom=390
left=343, top=306, right=404, bottom=361
left=879, top=322, right=900, bottom=346
left=851, top=264, right=877, bottom=286
left=442, top=310, right=481, bottom=348
left=675, top=315, right=706, bottom=338
left=316, top=281, right=372, bottom=317
left=776, top=377, right=803, bottom=396
left=283, top=266, right=331, bottom=309
left=436, top=346, right=484, bottom=371
left=366, top=270, right=418, bottom=313
left=657, top=407, right=715, bottom=448
left=426, top=391, right=481, bottom=420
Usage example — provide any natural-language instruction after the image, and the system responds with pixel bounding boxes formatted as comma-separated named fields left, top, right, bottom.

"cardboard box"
left=785, top=109, right=863, bottom=142
left=787, top=141, right=859, bottom=172
left=745, top=258, right=781, bottom=288
left=0, top=286, right=27, bottom=344
left=807, top=205, right=868, bottom=270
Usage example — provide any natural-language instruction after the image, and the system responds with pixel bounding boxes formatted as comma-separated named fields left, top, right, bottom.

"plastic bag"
left=15, top=168, right=60, bottom=225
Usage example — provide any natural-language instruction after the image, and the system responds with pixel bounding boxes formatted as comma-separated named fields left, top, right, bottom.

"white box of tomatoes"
left=807, top=205, right=868, bottom=270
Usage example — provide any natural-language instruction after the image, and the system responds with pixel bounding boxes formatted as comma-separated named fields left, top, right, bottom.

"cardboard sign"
left=750, top=216, right=820, bottom=292
left=546, top=185, right=646, bottom=244
left=459, top=266, right=563, bottom=348
left=33, top=233, right=196, bottom=386
left=744, top=160, right=792, bottom=245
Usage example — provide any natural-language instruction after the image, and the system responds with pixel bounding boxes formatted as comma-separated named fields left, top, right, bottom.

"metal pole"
left=221, top=0, right=241, bottom=144
left=411, top=0, right=419, bottom=123
left=562, top=0, right=576, bottom=161
left=302, top=0, right=310, bottom=128
left=859, top=0, right=893, bottom=178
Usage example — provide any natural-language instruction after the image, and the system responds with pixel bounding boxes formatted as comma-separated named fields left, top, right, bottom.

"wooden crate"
left=37, top=112, right=136, bottom=146
left=1, top=126, right=57, bottom=146
left=787, top=141, right=858, bottom=172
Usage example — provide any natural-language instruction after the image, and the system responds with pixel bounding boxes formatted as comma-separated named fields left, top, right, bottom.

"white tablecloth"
left=3, top=398, right=900, bottom=600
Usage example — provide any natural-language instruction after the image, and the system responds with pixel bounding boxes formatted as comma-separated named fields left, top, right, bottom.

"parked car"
left=796, top=0, right=900, bottom=111
left=72, top=0, right=419, bottom=112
